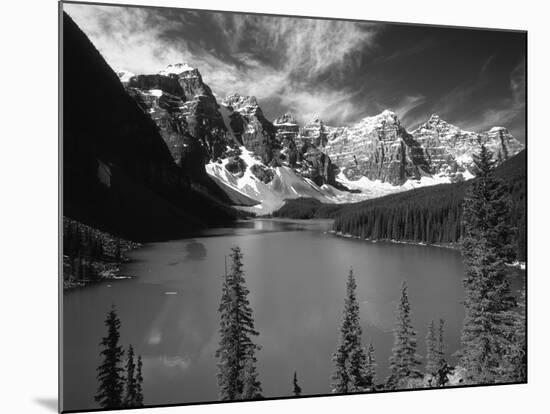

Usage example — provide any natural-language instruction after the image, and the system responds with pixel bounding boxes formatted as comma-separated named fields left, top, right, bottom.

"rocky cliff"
left=324, top=110, right=430, bottom=185
left=411, top=114, right=524, bottom=179
left=274, top=113, right=300, bottom=167
left=221, top=94, right=279, bottom=164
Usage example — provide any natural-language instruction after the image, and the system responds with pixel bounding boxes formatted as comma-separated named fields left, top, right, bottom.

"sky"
left=64, top=2, right=526, bottom=142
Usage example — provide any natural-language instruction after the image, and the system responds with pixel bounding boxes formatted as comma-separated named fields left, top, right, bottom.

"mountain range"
left=117, top=62, right=523, bottom=213
left=63, top=11, right=524, bottom=238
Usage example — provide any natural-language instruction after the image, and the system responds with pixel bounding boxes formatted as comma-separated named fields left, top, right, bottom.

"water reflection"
left=185, top=241, right=207, bottom=261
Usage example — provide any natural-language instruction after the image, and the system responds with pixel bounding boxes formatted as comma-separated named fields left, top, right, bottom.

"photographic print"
left=60, top=1, right=527, bottom=412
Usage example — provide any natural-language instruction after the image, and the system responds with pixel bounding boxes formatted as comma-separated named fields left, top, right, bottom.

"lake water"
left=62, top=219, right=524, bottom=411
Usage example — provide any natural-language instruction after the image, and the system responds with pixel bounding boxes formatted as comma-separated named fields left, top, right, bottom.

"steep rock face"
left=411, top=115, right=524, bottom=177
left=273, top=114, right=337, bottom=186
left=299, top=117, right=328, bottom=148
left=274, top=113, right=299, bottom=167
left=122, top=65, right=238, bottom=176
left=324, top=110, right=430, bottom=185
left=298, top=142, right=337, bottom=186
left=221, top=94, right=278, bottom=164
left=165, top=65, right=230, bottom=160
left=62, top=12, right=237, bottom=241
left=128, top=74, right=184, bottom=97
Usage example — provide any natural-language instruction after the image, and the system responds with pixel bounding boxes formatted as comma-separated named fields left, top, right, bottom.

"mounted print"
left=60, top=1, right=527, bottom=412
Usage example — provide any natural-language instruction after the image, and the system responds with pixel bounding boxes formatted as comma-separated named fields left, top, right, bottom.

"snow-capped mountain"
left=221, top=94, right=277, bottom=164
left=411, top=114, right=523, bottom=178
left=323, top=110, right=523, bottom=185
left=117, top=63, right=524, bottom=214
left=323, top=110, right=430, bottom=185
left=206, top=147, right=344, bottom=213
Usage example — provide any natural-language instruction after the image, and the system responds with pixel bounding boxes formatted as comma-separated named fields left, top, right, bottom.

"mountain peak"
left=354, top=110, right=399, bottom=129
left=274, top=113, right=298, bottom=126
left=487, top=126, right=508, bottom=133
left=223, top=94, right=259, bottom=110
left=308, top=116, right=323, bottom=125
left=159, top=63, right=198, bottom=77
left=380, top=109, right=397, bottom=117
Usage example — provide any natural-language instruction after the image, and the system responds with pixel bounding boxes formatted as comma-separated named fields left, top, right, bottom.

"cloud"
left=63, top=3, right=379, bottom=125
left=213, top=13, right=377, bottom=80
left=460, top=60, right=526, bottom=137
left=278, top=86, right=365, bottom=125
left=391, top=94, right=427, bottom=123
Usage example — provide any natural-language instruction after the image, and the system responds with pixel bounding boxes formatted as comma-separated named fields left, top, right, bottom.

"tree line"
left=274, top=150, right=526, bottom=261
left=63, top=217, right=138, bottom=286
left=332, top=150, right=525, bottom=261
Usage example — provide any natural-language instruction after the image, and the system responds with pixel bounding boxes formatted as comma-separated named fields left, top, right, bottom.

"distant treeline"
left=62, top=217, right=140, bottom=288
left=272, top=198, right=342, bottom=219
left=273, top=150, right=526, bottom=261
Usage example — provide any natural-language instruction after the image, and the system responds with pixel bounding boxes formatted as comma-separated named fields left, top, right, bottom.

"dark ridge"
left=62, top=12, right=240, bottom=242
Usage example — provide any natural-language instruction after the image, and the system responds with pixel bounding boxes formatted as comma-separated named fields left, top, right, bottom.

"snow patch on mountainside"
left=335, top=171, right=454, bottom=199
left=205, top=147, right=365, bottom=213
left=116, top=70, right=135, bottom=84
left=205, top=146, right=467, bottom=214
left=159, top=63, right=195, bottom=76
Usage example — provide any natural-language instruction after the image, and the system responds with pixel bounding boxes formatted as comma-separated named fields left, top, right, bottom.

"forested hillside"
left=274, top=150, right=526, bottom=260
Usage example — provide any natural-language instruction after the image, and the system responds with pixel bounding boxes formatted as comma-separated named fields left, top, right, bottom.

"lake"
left=62, top=218, right=524, bottom=410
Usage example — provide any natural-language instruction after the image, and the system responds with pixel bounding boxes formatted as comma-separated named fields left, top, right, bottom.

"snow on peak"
left=116, top=70, right=135, bottom=84
left=159, top=63, right=196, bottom=76
left=354, top=110, right=398, bottom=130
left=274, top=113, right=298, bottom=126
left=223, top=94, right=259, bottom=110
left=380, top=109, right=397, bottom=118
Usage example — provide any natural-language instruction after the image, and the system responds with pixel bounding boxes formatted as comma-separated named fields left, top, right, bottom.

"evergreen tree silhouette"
left=386, top=282, right=422, bottom=389
left=216, top=247, right=262, bottom=400
left=332, top=269, right=370, bottom=393
left=95, top=306, right=125, bottom=409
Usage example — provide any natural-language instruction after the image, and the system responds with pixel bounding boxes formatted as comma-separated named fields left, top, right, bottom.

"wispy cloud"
left=391, top=94, right=427, bottom=124
left=64, top=4, right=378, bottom=125
left=63, top=4, right=525, bottom=140
left=460, top=60, right=525, bottom=136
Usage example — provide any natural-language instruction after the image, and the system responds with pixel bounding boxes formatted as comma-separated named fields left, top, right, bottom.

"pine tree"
left=460, top=145, right=519, bottom=384
left=135, top=355, right=144, bottom=407
left=365, top=343, right=377, bottom=390
left=501, top=289, right=526, bottom=382
left=241, top=352, right=262, bottom=400
left=425, top=320, right=439, bottom=383
left=95, top=306, right=125, bottom=409
left=386, top=281, right=422, bottom=389
left=331, top=269, right=369, bottom=393
left=433, top=319, right=453, bottom=387
left=123, top=345, right=138, bottom=407
left=216, top=247, right=262, bottom=401
left=292, top=371, right=302, bottom=396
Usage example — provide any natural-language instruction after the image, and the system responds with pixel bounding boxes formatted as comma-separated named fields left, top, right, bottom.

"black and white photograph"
left=59, top=0, right=527, bottom=412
